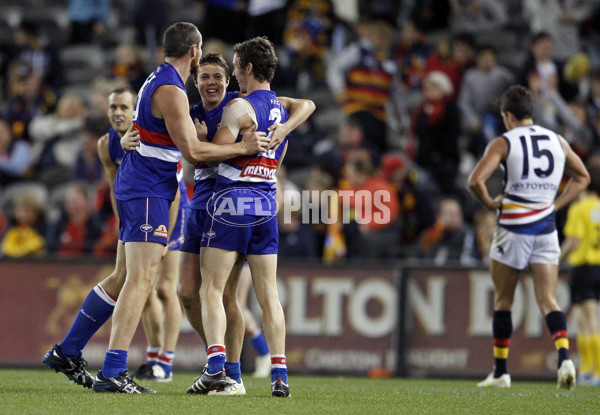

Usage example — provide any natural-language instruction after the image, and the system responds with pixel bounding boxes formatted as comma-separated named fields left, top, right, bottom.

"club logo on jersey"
left=140, top=224, right=153, bottom=233
left=153, top=225, right=168, bottom=238
left=240, top=162, right=277, bottom=180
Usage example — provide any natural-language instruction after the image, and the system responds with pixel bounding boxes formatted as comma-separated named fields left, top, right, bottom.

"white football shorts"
left=489, top=226, right=560, bottom=270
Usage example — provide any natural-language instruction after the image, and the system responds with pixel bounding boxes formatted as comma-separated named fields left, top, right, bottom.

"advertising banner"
left=401, top=267, right=572, bottom=379
left=0, top=260, right=399, bottom=375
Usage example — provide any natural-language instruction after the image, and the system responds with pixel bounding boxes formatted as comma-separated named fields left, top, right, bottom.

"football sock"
left=146, top=346, right=160, bottom=365
left=207, top=344, right=226, bottom=374
left=492, top=310, right=512, bottom=377
left=157, top=351, right=174, bottom=376
left=577, top=335, right=592, bottom=375
left=59, top=284, right=116, bottom=358
left=545, top=311, right=569, bottom=367
left=271, top=355, right=288, bottom=384
left=102, top=349, right=128, bottom=378
left=224, top=361, right=241, bottom=383
left=590, top=334, right=600, bottom=377
left=249, top=327, right=270, bottom=356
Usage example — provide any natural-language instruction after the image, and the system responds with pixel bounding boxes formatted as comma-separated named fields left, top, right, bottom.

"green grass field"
left=0, top=369, right=597, bottom=414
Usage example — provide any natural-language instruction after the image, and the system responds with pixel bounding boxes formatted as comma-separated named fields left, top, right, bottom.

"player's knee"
left=179, top=288, right=200, bottom=308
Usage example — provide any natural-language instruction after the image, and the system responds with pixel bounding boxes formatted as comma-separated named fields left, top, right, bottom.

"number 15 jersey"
left=499, top=124, right=566, bottom=235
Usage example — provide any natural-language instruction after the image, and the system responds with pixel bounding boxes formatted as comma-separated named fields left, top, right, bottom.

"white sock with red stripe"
left=271, top=354, right=288, bottom=384
left=207, top=344, right=226, bottom=374
left=146, top=346, right=160, bottom=365
left=157, top=350, right=174, bottom=376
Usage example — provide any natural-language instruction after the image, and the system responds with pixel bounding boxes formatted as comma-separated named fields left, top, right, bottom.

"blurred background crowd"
left=2, top=0, right=600, bottom=265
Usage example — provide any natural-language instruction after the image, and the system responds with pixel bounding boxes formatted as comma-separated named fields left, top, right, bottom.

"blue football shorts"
left=200, top=212, right=278, bottom=255
left=167, top=205, right=188, bottom=251
left=117, top=197, right=171, bottom=245
left=180, top=208, right=211, bottom=254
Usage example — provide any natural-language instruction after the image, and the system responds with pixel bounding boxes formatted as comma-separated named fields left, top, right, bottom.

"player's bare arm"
left=268, top=97, right=316, bottom=150
left=468, top=137, right=509, bottom=210
left=554, top=136, right=590, bottom=211
left=97, top=132, right=120, bottom=221
left=559, top=236, right=580, bottom=262
left=153, top=85, right=268, bottom=163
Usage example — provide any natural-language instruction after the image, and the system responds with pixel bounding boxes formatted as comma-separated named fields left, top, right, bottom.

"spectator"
left=246, top=0, right=287, bottom=45
left=394, top=19, right=432, bottom=102
left=417, top=196, right=474, bottom=265
left=380, top=153, right=438, bottom=246
left=10, top=20, right=63, bottom=92
left=524, top=0, right=595, bottom=61
left=73, top=120, right=104, bottom=184
left=449, top=0, right=507, bottom=35
left=458, top=45, right=514, bottom=156
left=28, top=93, right=87, bottom=187
left=340, top=156, right=400, bottom=259
left=277, top=166, right=318, bottom=258
left=424, top=32, right=476, bottom=97
left=108, top=43, right=148, bottom=92
left=517, top=32, right=578, bottom=102
left=327, top=20, right=397, bottom=153
left=46, top=182, right=102, bottom=257
left=283, top=0, right=333, bottom=93
left=0, top=119, right=32, bottom=185
left=587, top=67, right=600, bottom=122
left=410, top=71, right=461, bottom=195
left=4, top=61, right=57, bottom=142
left=1, top=191, right=46, bottom=258
left=68, top=0, right=111, bottom=44
left=460, top=209, right=496, bottom=266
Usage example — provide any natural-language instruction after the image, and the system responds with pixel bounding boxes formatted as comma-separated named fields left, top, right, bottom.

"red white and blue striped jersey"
left=114, top=63, right=184, bottom=201
left=189, top=91, right=239, bottom=210
left=213, top=90, right=289, bottom=216
left=498, top=124, right=566, bottom=234
left=107, top=127, right=125, bottom=165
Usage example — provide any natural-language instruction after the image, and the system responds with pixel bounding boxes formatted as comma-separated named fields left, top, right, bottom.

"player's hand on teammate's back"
left=267, top=122, right=290, bottom=151
left=194, top=118, right=208, bottom=142
left=240, top=124, right=269, bottom=154
left=120, top=125, right=140, bottom=152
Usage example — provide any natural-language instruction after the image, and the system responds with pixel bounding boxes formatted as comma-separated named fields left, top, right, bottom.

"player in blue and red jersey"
left=42, top=87, right=189, bottom=387
left=188, top=37, right=308, bottom=398
left=91, top=22, right=268, bottom=394
left=175, top=53, right=314, bottom=395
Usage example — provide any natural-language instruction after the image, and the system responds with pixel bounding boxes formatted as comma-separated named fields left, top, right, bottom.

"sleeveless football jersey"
left=499, top=124, right=566, bottom=234
left=107, top=127, right=125, bottom=165
left=213, top=90, right=289, bottom=216
left=189, top=91, right=239, bottom=210
left=114, top=63, right=184, bottom=201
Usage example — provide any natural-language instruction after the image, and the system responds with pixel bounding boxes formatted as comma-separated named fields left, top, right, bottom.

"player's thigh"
left=200, top=246, right=239, bottom=290
left=156, top=250, right=180, bottom=293
left=179, top=251, right=201, bottom=301
left=124, top=241, right=165, bottom=284
left=490, top=259, right=520, bottom=303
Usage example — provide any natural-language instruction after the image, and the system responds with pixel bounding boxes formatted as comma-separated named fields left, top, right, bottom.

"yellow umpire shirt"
left=563, top=195, right=600, bottom=266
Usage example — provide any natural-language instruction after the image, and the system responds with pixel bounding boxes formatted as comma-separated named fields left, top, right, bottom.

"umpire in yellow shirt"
left=561, top=164, right=600, bottom=385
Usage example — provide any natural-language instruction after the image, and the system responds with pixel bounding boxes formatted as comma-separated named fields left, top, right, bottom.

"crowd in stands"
left=2, top=0, right=600, bottom=265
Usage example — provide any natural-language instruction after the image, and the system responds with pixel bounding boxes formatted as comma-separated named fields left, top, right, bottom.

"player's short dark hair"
left=500, top=85, right=534, bottom=120
left=109, top=87, right=136, bottom=99
left=587, top=165, right=600, bottom=194
left=233, top=36, right=278, bottom=83
left=162, top=22, right=201, bottom=59
left=199, top=53, right=230, bottom=76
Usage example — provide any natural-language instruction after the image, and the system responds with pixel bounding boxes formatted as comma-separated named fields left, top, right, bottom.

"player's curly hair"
left=500, top=85, right=534, bottom=120
left=163, top=22, right=201, bottom=59
left=233, top=36, right=278, bottom=83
